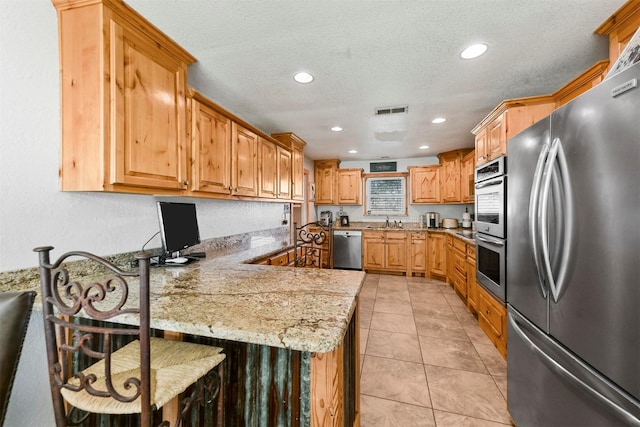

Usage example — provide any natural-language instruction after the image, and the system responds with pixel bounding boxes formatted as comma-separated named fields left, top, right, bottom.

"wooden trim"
left=189, top=89, right=287, bottom=149
left=594, top=0, right=640, bottom=36
left=552, top=60, right=610, bottom=106
left=470, top=94, right=555, bottom=135
left=52, top=0, right=196, bottom=64
left=311, top=344, right=344, bottom=427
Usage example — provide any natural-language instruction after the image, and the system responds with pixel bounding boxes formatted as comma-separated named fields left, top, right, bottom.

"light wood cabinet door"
left=231, top=123, right=258, bottom=197
left=427, top=233, right=447, bottom=279
left=385, top=232, right=407, bottom=271
left=258, top=137, right=277, bottom=199
left=466, top=248, right=478, bottom=314
left=477, top=284, right=507, bottom=358
left=291, top=144, right=304, bottom=201
left=409, top=166, right=441, bottom=203
left=277, top=146, right=292, bottom=199
left=410, top=233, right=427, bottom=273
left=487, top=113, right=507, bottom=161
left=440, top=155, right=462, bottom=203
left=461, top=151, right=476, bottom=203
left=314, top=160, right=339, bottom=204
left=475, top=128, right=488, bottom=166
left=191, top=99, right=232, bottom=195
left=55, top=1, right=195, bottom=193
left=111, top=22, right=189, bottom=190
left=336, top=169, right=362, bottom=205
left=363, top=232, right=385, bottom=270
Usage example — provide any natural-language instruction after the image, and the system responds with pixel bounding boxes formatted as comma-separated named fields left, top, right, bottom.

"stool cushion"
left=0, top=291, right=36, bottom=425
left=61, top=337, right=225, bottom=414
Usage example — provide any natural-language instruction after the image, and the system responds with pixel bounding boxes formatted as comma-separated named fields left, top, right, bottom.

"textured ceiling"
left=127, top=0, right=625, bottom=161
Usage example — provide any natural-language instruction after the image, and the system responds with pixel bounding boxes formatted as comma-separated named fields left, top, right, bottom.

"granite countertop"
left=333, top=222, right=477, bottom=245
left=0, top=240, right=366, bottom=354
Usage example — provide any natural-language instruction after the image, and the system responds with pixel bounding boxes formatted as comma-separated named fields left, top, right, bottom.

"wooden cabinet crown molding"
left=51, top=0, right=196, bottom=65
left=595, top=0, right=640, bottom=68
left=470, top=94, right=555, bottom=136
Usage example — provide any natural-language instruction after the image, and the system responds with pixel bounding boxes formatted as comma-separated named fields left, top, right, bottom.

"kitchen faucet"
left=385, top=216, right=389, bottom=228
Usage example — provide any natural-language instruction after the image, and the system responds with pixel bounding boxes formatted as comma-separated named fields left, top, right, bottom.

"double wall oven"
left=475, top=156, right=507, bottom=302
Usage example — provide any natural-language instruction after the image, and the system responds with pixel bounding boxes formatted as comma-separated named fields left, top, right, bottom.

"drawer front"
left=466, top=245, right=476, bottom=260
left=453, top=238, right=466, bottom=253
left=411, top=232, right=425, bottom=240
left=364, top=230, right=385, bottom=239
left=269, top=253, right=289, bottom=266
left=478, top=288, right=505, bottom=338
left=454, top=249, right=467, bottom=273
left=446, top=235, right=454, bottom=246
left=453, top=268, right=467, bottom=297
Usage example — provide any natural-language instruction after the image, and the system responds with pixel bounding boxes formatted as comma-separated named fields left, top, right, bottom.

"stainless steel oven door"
left=476, top=233, right=506, bottom=302
left=475, top=175, right=506, bottom=238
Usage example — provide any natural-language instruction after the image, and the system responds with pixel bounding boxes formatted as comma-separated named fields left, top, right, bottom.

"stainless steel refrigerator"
left=506, top=62, right=640, bottom=426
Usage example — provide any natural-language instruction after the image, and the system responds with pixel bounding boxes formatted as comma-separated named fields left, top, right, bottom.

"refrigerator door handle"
left=509, top=313, right=640, bottom=426
left=538, top=138, right=575, bottom=302
left=529, top=141, right=550, bottom=298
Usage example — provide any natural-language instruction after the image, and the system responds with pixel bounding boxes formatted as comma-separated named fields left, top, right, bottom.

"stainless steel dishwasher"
left=332, top=230, right=362, bottom=270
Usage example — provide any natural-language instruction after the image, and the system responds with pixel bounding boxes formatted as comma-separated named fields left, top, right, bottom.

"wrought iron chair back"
left=34, top=246, right=224, bottom=427
left=293, top=222, right=331, bottom=268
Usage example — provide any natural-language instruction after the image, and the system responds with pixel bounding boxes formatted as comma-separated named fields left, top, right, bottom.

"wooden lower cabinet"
left=363, top=231, right=407, bottom=273
left=466, top=246, right=478, bottom=314
left=409, top=232, right=427, bottom=276
left=427, top=233, right=447, bottom=280
left=476, top=284, right=507, bottom=358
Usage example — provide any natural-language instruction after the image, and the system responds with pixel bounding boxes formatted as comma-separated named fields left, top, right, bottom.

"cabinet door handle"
left=182, top=180, right=189, bottom=186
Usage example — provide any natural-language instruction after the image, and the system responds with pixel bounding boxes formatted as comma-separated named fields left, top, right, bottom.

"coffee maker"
left=319, top=211, right=333, bottom=226
left=425, top=212, right=440, bottom=228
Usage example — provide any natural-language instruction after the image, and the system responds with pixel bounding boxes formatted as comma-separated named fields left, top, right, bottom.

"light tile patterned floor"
left=359, top=274, right=513, bottom=427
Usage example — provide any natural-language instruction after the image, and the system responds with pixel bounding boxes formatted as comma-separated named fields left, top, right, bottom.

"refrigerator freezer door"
left=506, top=117, right=551, bottom=331
left=508, top=307, right=640, bottom=427
left=548, top=63, right=640, bottom=401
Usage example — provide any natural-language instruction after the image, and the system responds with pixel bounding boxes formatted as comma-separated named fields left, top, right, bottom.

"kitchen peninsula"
left=1, top=238, right=365, bottom=427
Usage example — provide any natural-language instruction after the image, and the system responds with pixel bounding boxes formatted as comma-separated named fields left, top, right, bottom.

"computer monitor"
left=156, top=201, right=201, bottom=257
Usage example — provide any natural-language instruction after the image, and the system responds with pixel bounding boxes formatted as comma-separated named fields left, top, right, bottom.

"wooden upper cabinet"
left=487, top=113, right=506, bottom=161
left=461, top=150, right=476, bottom=203
left=190, top=95, right=232, bottom=195
left=277, top=146, right=292, bottom=200
left=472, top=96, right=555, bottom=166
left=475, top=128, right=488, bottom=165
left=258, top=137, right=278, bottom=199
left=53, top=0, right=195, bottom=194
left=409, top=166, right=440, bottom=203
left=336, top=168, right=363, bottom=205
left=231, top=123, right=258, bottom=197
left=272, top=132, right=306, bottom=202
left=438, top=149, right=472, bottom=204
left=314, top=160, right=340, bottom=205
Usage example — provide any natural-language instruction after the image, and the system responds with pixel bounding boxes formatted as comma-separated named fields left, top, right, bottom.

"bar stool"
left=0, top=291, right=36, bottom=426
left=34, top=247, right=225, bottom=427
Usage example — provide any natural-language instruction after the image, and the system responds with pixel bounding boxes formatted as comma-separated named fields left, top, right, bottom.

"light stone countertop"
left=1, top=241, right=366, bottom=354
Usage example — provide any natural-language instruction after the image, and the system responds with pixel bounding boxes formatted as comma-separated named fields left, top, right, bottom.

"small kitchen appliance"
left=340, top=215, right=350, bottom=226
left=425, top=212, right=440, bottom=228
left=462, top=212, right=472, bottom=229
left=319, top=211, right=332, bottom=226
left=441, top=218, right=459, bottom=229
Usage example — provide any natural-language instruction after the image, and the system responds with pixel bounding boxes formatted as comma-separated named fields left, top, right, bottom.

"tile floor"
left=358, top=273, right=514, bottom=427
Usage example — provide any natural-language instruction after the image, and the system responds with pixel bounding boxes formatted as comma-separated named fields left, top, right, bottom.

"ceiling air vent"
left=375, top=105, right=408, bottom=115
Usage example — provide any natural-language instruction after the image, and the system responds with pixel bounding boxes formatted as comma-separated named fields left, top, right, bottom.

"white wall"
left=0, top=0, right=286, bottom=272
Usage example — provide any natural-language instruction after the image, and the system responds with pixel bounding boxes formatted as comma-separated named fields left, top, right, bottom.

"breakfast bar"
left=1, top=241, right=365, bottom=427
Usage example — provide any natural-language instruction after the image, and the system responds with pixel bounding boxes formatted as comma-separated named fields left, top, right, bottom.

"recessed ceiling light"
left=331, top=126, right=343, bottom=132
left=419, top=145, right=429, bottom=150
left=348, top=149, right=358, bottom=154
left=432, top=117, right=446, bottom=124
left=460, top=43, right=488, bottom=59
left=293, top=71, right=314, bottom=83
